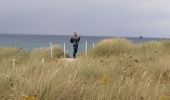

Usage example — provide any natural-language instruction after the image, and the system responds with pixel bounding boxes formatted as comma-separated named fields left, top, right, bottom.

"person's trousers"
left=73, top=45, right=78, bottom=58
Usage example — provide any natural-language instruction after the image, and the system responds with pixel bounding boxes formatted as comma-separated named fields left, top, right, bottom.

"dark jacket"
left=70, top=36, right=80, bottom=46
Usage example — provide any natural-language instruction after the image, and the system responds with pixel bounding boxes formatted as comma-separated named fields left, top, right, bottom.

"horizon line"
left=0, top=32, right=168, bottom=39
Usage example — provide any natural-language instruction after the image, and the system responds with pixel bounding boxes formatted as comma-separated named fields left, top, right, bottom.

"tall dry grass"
left=88, top=38, right=133, bottom=57
left=1, top=38, right=170, bottom=100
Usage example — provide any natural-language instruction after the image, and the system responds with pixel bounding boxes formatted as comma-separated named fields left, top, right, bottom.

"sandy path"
left=59, top=58, right=78, bottom=62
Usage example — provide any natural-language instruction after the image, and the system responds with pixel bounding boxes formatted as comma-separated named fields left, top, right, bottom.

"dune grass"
left=1, top=38, right=170, bottom=100
left=29, top=45, right=67, bottom=63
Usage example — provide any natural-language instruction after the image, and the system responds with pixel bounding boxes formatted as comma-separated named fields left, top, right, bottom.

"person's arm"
left=70, top=37, right=74, bottom=43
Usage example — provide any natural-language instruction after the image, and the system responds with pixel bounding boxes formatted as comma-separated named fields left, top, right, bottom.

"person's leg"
left=73, top=45, right=78, bottom=58
left=75, top=48, right=78, bottom=58
left=73, top=47, right=76, bottom=58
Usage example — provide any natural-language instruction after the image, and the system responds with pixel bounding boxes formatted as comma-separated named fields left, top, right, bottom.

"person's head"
left=74, top=32, right=77, bottom=36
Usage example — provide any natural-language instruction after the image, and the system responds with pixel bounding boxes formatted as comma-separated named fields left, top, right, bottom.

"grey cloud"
left=0, top=0, right=170, bottom=37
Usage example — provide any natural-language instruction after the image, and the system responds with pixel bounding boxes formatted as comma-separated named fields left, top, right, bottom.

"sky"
left=0, top=0, right=170, bottom=37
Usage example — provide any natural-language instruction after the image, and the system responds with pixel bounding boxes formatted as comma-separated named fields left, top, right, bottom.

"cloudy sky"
left=0, top=0, right=170, bottom=37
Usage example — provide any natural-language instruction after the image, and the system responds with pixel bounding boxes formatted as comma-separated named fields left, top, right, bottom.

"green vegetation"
left=1, top=38, right=170, bottom=100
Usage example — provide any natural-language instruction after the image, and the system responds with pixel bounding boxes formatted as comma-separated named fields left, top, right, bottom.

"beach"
left=0, top=38, right=170, bottom=100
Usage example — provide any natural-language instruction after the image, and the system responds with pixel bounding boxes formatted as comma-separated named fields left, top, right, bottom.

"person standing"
left=70, top=32, right=80, bottom=58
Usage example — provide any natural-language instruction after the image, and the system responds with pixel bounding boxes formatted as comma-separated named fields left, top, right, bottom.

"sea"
left=0, top=34, right=167, bottom=56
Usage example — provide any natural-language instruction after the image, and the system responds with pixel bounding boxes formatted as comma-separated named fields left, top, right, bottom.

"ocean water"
left=0, top=34, right=166, bottom=56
